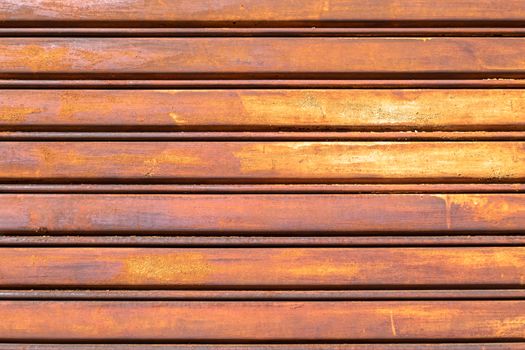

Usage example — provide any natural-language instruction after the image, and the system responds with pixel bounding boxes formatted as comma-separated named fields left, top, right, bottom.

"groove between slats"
left=2, top=79, right=525, bottom=88
left=1, top=184, right=524, bottom=194
left=0, top=344, right=524, bottom=350
left=1, top=132, right=525, bottom=141
left=2, top=28, right=525, bottom=37
left=2, top=235, right=525, bottom=247
left=1, top=194, right=524, bottom=233
left=3, top=289, right=525, bottom=301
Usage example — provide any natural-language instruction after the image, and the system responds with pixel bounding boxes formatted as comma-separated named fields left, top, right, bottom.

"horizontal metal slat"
left=1, top=38, right=525, bottom=80
left=1, top=142, right=523, bottom=183
left=1, top=89, right=524, bottom=132
left=1, top=0, right=525, bottom=24
left=1, top=194, right=524, bottom=233
left=0, top=301, right=524, bottom=340
left=0, top=247, right=524, bottom=288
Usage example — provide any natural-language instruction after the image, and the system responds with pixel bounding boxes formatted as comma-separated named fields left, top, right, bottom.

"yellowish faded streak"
left=272, top=250, right=362, bottom=279
left=169, top=112, right=188, bottom=124
left=233, top=142, right=525, bottom=179
left=389, top=311, right=397, bottom=336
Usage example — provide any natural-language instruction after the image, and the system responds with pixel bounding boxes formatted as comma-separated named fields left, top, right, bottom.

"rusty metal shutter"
left=0, top=1, right=524, bottom=348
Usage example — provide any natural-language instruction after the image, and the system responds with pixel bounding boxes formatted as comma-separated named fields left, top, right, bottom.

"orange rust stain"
left=29, top=254, right=51, bottom=267
left=142, top=149, right=202, bottom=176
left=33, top=145, right=203, bottom=177
left=121, top=252, right=212, bottom=284
left=438, top=194, right=525, bottom=225
left=74, top=46, right=112, bottom=68
left=0, top=107, right=42, bottom=122
left=281, top=262, right=361, bottom=279
left=10, top=44, right=70, bottom=71
left=272, top=250, right=361, bottom=279
left=493, top=316, right=525, bottom=337
left=237, top=92, right=332, bottom=125
left=419, top=246, right=525, bottom=271
left=57, top=91, right=120, bottom=122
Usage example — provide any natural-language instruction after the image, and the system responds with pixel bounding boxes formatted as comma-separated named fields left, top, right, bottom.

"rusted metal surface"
left=1, top=0, right=524, bottom=346
left=0, top=38, right=525, bottom=79
left=0, top=142, right=524, bottom=183
left=0, top=247, right=523, bottom=287
left=1, top=194, right=524, bottom=233
left=1, top=301, right=524, bottom=340
left=1, top=89, right=524, bottom=131
left=1, top=0, right=524, bottom=23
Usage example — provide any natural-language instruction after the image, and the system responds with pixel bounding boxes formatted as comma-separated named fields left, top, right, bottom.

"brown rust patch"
left=57, top=91, right=120, bottom=122
left=122, top=252, right=212, bottom=284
